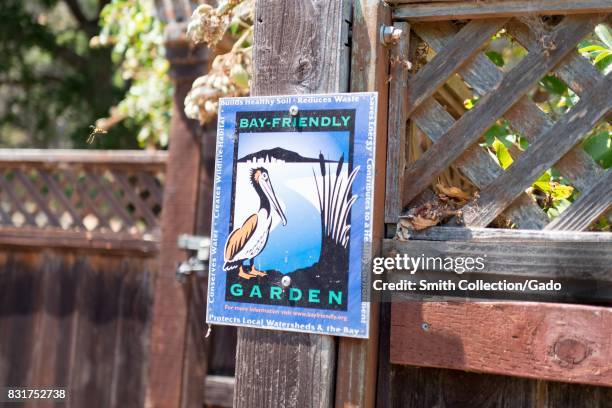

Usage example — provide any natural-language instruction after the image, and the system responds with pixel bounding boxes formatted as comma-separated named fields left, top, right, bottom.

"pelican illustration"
left=223, top=167, right=287, bottom=279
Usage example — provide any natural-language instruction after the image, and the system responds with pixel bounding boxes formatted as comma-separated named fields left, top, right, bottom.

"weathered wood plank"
left=204, top=375, right=235, bottom=408
left=507, top=19, right=604, bottom=95
left=69, top=257, right=123, bottom=408
left=412, top=99, right=548, bottom=229
left=27, top=254, right=62, bottom=393
left=334, top=1, right=390, bottom=407
left=545, top=170, right=612, bottom=232
left=390, top=365, right=540, bottom=408
left=397, top=225, right=612, bottom=243
left=502, top=100, right=604, bottom=192
left=402, top=15, right=599, bottom=206
left=52, top=255, right=82, bottom=400
left=503, top=20, right=605, bottom=191
left=0, top=226, right=159, bottom=254
left=0, top=149, right=167, bottom=167
left=393, top=1, right=612, bottom=21
left=147, top=41, right=206, bottom=407
left=385, top=22, right=410, bottom=223
left=390, top=301, right=612, bottom=386
left=406, top=19, right=508, bottom=116
left=251, top=0, right=351, bottom=95
left=383, top=238, right=612, bottom=282
left=545, top=381, right=612, bottom=407
left=0, top=255, right=41, bottom=393
left=462, top=73, right=611, bottom=227
left=414, top=21, right=604, bottom=194
left=234, top=1, right=351, bottom=407
left=110, top=260, right=153, bottom=407
left=235, top=329, right=336, bottom=408
left=180, top=273, right=209, bottom=408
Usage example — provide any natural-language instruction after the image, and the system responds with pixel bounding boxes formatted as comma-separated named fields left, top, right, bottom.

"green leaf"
left=533, top=172, right=552, bottom=192
left=583, top=130, right=612, bottom=168
left=594, top=24, right=612, bottom=49
left=492, top=138, right=513, bottom=169
left=597, top=54, right=612, bottom=75
left=550, top=185, right=574, bottom=201
left=485, top=51, right=505, bottom=67
left=579, top=44, right=607, bottom=53
left=593, top=50, right=612, bottom=64
left=539, top=75, right=567, bottom=95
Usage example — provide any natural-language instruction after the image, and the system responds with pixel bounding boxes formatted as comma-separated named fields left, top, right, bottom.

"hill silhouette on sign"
left=237, top=147, right=337, bottom=163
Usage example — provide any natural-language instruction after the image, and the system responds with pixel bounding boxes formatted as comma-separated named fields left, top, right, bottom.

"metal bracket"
left=380, top=24, right=403, bottom=47
left=176, top=234, right=211, bottom=282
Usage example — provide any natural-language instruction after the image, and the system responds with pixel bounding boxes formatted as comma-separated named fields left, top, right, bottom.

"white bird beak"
left=261, top=177, right=287, bottom=226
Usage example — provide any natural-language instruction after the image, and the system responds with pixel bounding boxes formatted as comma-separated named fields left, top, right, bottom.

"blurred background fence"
left=0, top=150, right=163, bottom=406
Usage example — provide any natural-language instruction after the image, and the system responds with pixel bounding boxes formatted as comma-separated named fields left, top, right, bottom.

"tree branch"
left=98, top=0, right=111, bottom=13
left=62, top=0, right=98, bottom=36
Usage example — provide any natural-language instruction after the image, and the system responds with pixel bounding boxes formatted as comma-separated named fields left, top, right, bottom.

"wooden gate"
left=0, top=150, right=165, bottom=406
left=381, top=1, right=612, bottom=405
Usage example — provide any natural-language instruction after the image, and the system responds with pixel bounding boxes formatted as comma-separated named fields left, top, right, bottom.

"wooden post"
left=146, top=26, right=209, bottom=408
left=335, top=1, right=391, bottom=407
left=233, top=1, right=351, bottom=407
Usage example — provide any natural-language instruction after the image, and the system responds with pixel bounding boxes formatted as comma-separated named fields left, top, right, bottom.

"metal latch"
left=380, top=24, right=403, bottom=47
left=176, top=234, right=211, bottom=282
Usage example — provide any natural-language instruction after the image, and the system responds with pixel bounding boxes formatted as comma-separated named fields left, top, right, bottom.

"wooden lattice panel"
left=386, top=14, right=611, bottom=232
left=0, top=150, right=166, bottom=238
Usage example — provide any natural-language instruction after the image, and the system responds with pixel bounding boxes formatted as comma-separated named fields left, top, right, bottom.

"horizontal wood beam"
left=390, top=300, right=612, bottom=386
left=383, top=237, right=612, bottom=282
left=396, top=225, right=612, bottom=242
left=204, top=375, right=234, bottom=408
left=0, top=149, right=167, bottom=167
left=393, top=1, right=612, bottom=21
left=0, top=226, right=159, bottom=254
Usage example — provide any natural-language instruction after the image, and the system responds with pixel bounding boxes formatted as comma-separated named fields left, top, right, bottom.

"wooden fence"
left=226, top=1, right=610, bottom=406
left=5, top=1, right=609, bottom=407
left=380, top=1, right=612, bottom=406
left=0, top=150, right=164, bottom=407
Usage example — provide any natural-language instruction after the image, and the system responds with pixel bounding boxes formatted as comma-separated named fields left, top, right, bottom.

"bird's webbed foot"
left=238, top=265, right=256, bottom=279
left=249, top=264, right=267, bottom=277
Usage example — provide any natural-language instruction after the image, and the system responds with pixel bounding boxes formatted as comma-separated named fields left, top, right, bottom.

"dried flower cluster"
left=184, top=0, right=253, bottom=124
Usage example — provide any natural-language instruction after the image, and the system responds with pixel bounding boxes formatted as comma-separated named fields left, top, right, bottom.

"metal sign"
left=206, top=93, right=377, bottom=338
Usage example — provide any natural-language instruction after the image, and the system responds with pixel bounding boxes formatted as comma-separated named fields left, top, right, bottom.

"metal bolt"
left=289, top=105, right=299, bottom=116
left=380, top=25, right=403, bottom=46
left=281, top=275, right=292, bottom=288
left=421, top=322, right=430, bottom=331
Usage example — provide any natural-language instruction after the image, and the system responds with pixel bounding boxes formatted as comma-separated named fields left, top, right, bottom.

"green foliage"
left=0, top=0, right=140, bottom=148
left=583, top=126, right=612, bottom=169
left=0, top=0, right=171, bottom=149
left=539, top=75, right=567, bottom=96
left=485, top=51, right=504, bottom=67
left=579, top=24, right=612, bottom=75
left=95, top=0, right=172, bottom=147
left=477, top=26, right=611, bottom=225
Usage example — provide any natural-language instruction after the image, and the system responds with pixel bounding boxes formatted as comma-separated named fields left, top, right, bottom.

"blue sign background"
left=206, top=93, right=377, bottom=338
